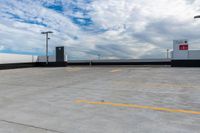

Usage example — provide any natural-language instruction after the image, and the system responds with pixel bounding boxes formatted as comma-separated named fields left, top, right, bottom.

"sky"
left=0, top=0, right=200, bottom=60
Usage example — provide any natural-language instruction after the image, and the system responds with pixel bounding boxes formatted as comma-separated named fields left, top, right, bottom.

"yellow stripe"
left=75, top=100, right=200, bottom=115
left=110, top=69, right=121, bottom=73
left=66, top=67, right=81, bottom=72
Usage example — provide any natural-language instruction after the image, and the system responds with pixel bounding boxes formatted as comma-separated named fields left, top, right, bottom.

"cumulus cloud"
left=0, top=0, right=200, bottom=59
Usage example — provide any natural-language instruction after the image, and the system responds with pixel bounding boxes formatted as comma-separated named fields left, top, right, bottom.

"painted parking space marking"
left=66, top=67, right=82, bottom=72
left=110, top=69, right=122, bottom=73
left=75, top=100, right=200, bottom=115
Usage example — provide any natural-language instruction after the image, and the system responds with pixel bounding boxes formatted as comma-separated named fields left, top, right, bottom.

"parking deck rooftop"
left=0, top=66, right=200, bottom=133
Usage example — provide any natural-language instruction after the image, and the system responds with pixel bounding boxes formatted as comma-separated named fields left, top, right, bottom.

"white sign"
left=173, top=40, right=188, bottom=60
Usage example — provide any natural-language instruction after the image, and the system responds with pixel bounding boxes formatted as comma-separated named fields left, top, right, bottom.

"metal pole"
left=194, top=15, right=200, bottom=60
left=46, top=33, right=48, bottom=64
left=41, top=31, right=53, bottom=65
left=167, top=49, right=169, bottom=59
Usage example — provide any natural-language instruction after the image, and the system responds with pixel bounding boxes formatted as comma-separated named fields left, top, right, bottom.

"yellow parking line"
left=75, top=100, right=200, bottom=115
left=66, top=67, right=82, bottom=72
left=110, top=69, right=122, bottom=73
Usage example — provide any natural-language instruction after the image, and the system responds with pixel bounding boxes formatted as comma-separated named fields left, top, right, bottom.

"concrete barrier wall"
left=0, top=53, right=37, bottom=64
left=68, top=59, right=171, bottom=63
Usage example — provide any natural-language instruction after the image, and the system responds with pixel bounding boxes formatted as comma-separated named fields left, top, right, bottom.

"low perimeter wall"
left=1, top=53, right=200, bottom=69
left=171, top=60, right=200, bottom=67
left=0, top=63, right=35, bottom=70
left=68, top=59, right=171, bottom=66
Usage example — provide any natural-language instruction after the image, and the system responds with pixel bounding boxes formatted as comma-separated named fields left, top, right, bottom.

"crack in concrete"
left=0, top=119, right=65, bottom=133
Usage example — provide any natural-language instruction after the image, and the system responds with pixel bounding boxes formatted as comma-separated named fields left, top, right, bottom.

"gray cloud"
left=185, top=0, right=196, bottom=4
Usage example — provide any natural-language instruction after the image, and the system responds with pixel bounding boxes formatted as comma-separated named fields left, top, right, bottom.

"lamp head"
left=41, top=31, right=53, bottom=34
left=47, top=31, right=53, bottom=34
left=194, top=15, right=200, bottom=19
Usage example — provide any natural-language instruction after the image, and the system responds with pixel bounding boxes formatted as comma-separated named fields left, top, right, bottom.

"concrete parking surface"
left=0, top=66, right=200, bottom=133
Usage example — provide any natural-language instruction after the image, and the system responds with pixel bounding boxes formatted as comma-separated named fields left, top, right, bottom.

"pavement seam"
left=0, top=119, right=65, bottom=133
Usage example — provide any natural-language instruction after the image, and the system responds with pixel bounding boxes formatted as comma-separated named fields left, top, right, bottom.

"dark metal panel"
left=56, top=46, right=65, bottom=62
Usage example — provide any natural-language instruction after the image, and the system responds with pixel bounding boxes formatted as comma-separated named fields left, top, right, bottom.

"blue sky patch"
left=43, top=1, right=64, bottom=12
left=5, top=11, right=47, bottom=27
left=70, top=16, right=93, bottom=26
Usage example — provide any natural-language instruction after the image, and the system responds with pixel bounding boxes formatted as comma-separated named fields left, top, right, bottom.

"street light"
left=41, top=31, right=53, bottom=64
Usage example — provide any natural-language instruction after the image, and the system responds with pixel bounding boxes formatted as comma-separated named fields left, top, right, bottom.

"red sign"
left=179, top=44, right=188, bottom=50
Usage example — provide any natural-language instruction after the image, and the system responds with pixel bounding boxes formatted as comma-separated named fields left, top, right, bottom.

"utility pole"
left=41, top=31, right=53, bottom=64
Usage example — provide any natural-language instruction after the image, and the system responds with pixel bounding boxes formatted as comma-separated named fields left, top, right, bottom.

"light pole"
left=41, top=31, right=53, bottom=64
left=166, top=49, right=169, bottom=59
left=194, top=15, right=200, bottom=60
